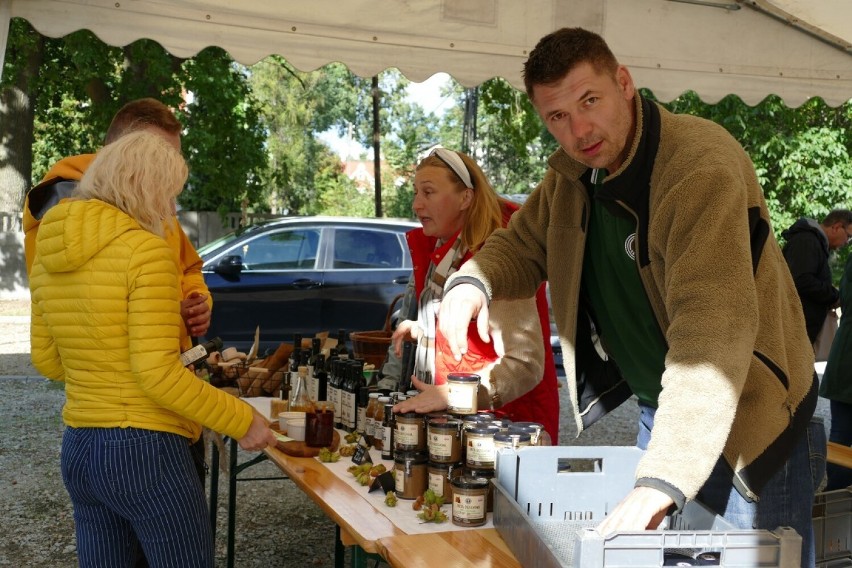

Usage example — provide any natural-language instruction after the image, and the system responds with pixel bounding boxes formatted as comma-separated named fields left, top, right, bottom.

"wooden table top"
left=264, top=446, right=404, bottom=554
left=377, top=528, right=522, bottom=568
left=263, top=445, right=521, bottom=566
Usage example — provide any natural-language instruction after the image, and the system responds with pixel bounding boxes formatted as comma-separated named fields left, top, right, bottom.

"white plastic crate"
left=492, top=446, right=802, bottom=567
left=815, top=488, right=852, bottom=567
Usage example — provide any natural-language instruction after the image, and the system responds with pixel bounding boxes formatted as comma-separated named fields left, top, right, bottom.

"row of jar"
left=394, top=453, right=495, bottom=528
left=378, top=410, right=544, bottom=469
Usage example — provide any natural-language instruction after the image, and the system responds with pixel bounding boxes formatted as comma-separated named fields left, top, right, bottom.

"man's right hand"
left=437, top=283, right=489, bottom=361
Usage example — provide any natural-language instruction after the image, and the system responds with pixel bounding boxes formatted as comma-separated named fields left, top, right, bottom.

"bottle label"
left=180, top=344, right=206, bottom=367
left=357, top=407, right=367, bottom=433
left=453, top=494, right=486, bottom=520
left=394, top=468, right=404, bottom=494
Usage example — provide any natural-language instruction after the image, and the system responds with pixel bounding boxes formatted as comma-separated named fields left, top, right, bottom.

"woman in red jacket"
left=392, top=147, right=559, bottom=442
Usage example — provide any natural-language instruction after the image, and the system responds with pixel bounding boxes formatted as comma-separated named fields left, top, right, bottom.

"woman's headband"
left=430, top=147, right=474, bottom=189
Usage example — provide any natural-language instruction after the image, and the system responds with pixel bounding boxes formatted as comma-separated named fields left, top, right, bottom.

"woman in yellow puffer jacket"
left=29, top=130, right=276, bottom=568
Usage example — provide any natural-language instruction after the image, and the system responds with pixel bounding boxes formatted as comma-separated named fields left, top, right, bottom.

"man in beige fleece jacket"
left=438, top=28, right=823, bottom=566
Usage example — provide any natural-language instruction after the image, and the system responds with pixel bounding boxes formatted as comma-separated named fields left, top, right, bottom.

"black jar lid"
left=494, top=431, right=531, bottom=444
left=394, top=450, right=428, bottom=464
left=447, top=373, right=481, bottom=383
left=450, top=475, right=490, bottom=490
left=467, top=424, right=501, bottom=436
left=428, top=417, right=462, bottom=430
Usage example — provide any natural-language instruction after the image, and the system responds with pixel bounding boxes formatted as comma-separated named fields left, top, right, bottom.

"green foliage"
left=654, top=90, right=852, bottom=282
left=475, top=78, right=557, bottom=194
left=179, top=48, right=267, bottom=216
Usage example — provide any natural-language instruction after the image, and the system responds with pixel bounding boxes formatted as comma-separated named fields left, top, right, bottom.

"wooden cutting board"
left=272, top=427, right=341, bottom=457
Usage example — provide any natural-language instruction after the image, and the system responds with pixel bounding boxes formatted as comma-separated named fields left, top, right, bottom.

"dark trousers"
left=61, top=427, right=214, bottom=568
left=827, top=399, right=852, bottom=490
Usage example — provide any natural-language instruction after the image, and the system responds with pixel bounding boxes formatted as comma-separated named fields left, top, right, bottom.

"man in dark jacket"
left=782, top=209, right=852, bottom=343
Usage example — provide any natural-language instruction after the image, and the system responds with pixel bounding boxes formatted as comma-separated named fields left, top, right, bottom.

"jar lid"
left=447, top=373, right=481, bottom=383
left=510, top=421, right=543, bottom=430
left=450, top=475, right=490, bottom=490
left=466, top=467, right=495, bottom=479
left=463, top=413, right=495, bottom=425
left=394, top=450, right=429, bottom=464
left=378, top=396, right=392, bottom=403
left=397, top=411, right=424, bottom=420
left=494, top=432, right=531, bottom=443
left=369, top=392, right=381, bottom=399
left=428, top=417, right=462, bottom=429
left=468, top=424, right=501, bottom=435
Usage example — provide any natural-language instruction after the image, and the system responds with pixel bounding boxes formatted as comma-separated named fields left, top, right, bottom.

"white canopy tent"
left=2, top=0, right=850, bottom=107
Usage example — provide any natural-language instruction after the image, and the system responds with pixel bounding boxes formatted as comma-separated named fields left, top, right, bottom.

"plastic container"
left=814, top=488, right=852, bottom=567
left=278, top=411, right=306, bottom=432
left=492, top=446, right=803, bottom=568
left=286, top=418, right=306, bottom=441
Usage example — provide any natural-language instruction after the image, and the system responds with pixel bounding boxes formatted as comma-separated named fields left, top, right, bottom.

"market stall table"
left=262, top=443, right=522, bottom=568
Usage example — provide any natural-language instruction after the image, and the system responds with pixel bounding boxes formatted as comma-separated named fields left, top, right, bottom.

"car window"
left=333, top=228, right=404, bottom=269
left=238, top=229, right=320, bottom=270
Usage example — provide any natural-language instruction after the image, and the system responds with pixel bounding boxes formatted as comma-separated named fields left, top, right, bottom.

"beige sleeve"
left=476, top=296, right=544, bottom=410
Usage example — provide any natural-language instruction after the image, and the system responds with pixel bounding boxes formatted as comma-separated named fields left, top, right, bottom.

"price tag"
left=370, top=470, right=395, bottom=494
left=351, top=443, right=373, bottom=466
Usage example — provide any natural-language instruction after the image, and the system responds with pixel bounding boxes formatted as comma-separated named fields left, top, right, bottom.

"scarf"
left=413, top=235, right=468, bottom=385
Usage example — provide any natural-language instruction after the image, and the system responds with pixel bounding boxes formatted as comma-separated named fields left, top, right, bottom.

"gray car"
left=198, top=216, right=418, bottom=353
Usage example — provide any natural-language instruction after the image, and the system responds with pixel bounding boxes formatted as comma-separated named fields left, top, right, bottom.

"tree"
left=179, top=48, right=267, bottom=216
left=2, top=23, right=267, bottom=221
left=0, top=19, right=43, bottom=212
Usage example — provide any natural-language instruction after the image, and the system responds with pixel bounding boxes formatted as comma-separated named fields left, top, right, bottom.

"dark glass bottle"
left=314, top=354, right=328, bottom=403
left=336, top=328, right=349, bottom=358
left=380, top=400, right=395, bottom=460
left=180, top=337, right=223, bottom=368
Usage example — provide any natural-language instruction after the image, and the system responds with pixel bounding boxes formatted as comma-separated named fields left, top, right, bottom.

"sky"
left=320, top=73, right=453, bottom=160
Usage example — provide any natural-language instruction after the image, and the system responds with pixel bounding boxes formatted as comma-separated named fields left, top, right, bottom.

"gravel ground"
left=0, top=298, right=829, bottom=567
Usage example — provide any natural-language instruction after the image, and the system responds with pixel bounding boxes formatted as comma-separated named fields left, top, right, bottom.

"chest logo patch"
left=624, top=233, right=637, bottom=261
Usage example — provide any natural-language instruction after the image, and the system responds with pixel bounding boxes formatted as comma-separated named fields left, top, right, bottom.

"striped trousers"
left=61, top=426, right=213, bottom=568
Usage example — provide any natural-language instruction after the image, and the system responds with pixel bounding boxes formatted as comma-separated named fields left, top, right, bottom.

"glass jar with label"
left=427, top=417, right=463, bottom=464
left=427, top=461, right=462, bottom=500
left=394, top=450, right=428, bottom=500
left=395, top=412, right=426, bottom=452
left=466, top=467, right=495, bottom=513
left=493, top=431, right=531, bottom=451
left=508, top=422, right=545, bottom=445
left=446, top=373, right=480, bottom=415
left=449, top=475, right=489, bottom=526
left=465, top=424, right=500, bottom=469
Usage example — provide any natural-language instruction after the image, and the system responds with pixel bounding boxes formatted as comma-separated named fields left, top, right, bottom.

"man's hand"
left=181, top=292, right=211, bottom=337
left=392, top=376, right=449, bottom=414
left=437, top=283, right=489, bottom=361
left=237, top=409, right=277, bottom=451
left=595, top=486, right=674, bottom=536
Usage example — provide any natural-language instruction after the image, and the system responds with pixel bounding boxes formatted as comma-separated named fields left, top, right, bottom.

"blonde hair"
left=75, top=131, right=188, bottom=237
left=416, top=150, right=507, bottom=251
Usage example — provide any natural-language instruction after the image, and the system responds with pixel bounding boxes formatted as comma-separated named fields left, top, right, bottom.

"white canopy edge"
left=2, top=0, right=850, bottom=107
